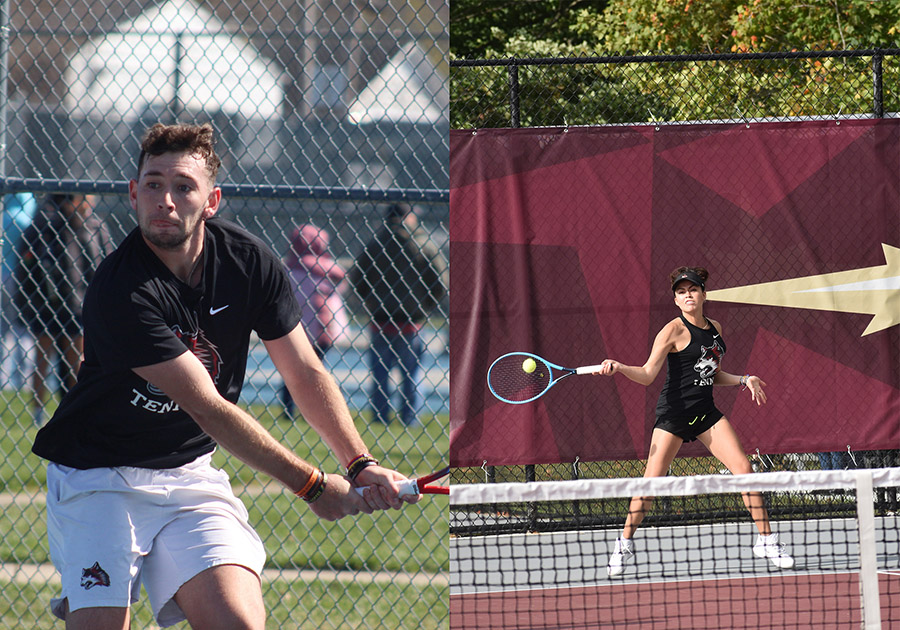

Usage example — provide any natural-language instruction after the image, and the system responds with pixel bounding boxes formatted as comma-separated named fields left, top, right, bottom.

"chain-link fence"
left=2, top=1, right=448, bottom=628
left=449, top=50, right=899, bottom=500
left=450, top=49, right=900, bottom=129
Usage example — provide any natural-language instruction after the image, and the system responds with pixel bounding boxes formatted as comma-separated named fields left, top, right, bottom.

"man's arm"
left=132, top=350, right=389, bottom=520
left=264, top=324, right=415, bottom=504
left=265, top=325, right=366, bottom=463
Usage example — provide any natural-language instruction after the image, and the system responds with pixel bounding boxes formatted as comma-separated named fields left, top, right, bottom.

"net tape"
left=450, top=468, right=900, bottom=504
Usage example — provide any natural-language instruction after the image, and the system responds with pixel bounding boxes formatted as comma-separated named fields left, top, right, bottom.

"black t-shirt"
left=655, top=315, right=726, bottom=418
left=32, top=218, right=302, bottom=469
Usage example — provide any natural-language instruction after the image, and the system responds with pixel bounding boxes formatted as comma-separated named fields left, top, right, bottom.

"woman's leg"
left=698, top=417, right=794, bottom=568
left=608, top=428, right=684, bottom=576
left=697, top=417, right=770, bottom=535
left=622, top=429, right=684, bottom=539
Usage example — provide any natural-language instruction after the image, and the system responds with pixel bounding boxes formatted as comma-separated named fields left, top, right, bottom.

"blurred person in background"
left=1, top=192, right=38, bottom=392
left=15, top=193, right=114, bottom=425
left=280, top=223, right=349, bottom=418
left=818, top=450, right=848, bottom=470
left=350, top=203, right=446, bottom=427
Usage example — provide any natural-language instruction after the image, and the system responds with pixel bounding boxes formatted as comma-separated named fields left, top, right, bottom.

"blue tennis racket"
left=487, top=352, right=605, bottom=404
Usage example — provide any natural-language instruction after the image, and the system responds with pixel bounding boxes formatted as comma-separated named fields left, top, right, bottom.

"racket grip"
left=355, top=478, right=419, bottom=497
left=575, top=364, right=606, bottom=375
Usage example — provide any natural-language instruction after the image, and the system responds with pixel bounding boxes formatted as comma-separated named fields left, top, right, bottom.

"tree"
left=728, top=0, right=900, bottom=52
left=576, top=0, right=900, bottom=53
left=450, top=0, right=607, bottom=59
left=450, top=0, right=674, bottom=128
left=451, top=1, right=900, bottom=128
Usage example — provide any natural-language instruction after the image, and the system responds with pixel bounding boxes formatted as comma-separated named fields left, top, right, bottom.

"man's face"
left=129, top=151, right=220, bottom=251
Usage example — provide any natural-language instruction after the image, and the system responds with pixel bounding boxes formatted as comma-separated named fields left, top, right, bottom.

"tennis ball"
left=522, top=358, right=537, bottom=373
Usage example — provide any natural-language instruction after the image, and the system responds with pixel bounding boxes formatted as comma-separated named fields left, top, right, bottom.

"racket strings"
left=488, top=356, right=552, bottom=403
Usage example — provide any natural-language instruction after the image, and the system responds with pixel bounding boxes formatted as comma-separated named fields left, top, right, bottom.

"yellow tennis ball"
left=522, top=358, right=537, bottom=373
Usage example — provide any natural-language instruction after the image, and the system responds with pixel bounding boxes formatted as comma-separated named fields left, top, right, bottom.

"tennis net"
left=450, top=467, right=900, bottom=630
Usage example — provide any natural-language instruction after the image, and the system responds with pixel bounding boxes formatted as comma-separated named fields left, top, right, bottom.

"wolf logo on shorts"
left=80, top=562, right=110, bottom=590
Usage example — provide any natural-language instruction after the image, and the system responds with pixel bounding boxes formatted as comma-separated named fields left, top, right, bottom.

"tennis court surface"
left=450, top=468, right=900, bottom=629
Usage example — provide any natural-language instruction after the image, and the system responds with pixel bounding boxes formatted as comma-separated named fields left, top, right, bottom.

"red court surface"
left=450, top=571, right=900, bottom=629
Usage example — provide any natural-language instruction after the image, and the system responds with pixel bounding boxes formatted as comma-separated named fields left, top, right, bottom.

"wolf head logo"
left=80, top=562, right=110, bottom=590
left=694, top=338, right=724, bottom=379
left=171, top=325, right=222, bottom=384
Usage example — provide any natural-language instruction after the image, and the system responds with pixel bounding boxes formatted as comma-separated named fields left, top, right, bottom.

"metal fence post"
left=509, top=62, right=520, bottom=128
left=0, top=0, right=9, bottom=183
left=0, top=0, right=10, bottom=323
left=873, top=51, right=884, bottom=118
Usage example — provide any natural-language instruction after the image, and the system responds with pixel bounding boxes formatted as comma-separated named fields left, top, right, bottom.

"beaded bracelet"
left=294, top=468, right=327, bottom=503
left=740, top=374, right=750, bottom=391
left=347, top=454, right=379, bottom=481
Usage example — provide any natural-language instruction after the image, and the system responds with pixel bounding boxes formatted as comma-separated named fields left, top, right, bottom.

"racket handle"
left=575, top=364, right=606, bottom=375
left=355, top=478, right=419, bottom=497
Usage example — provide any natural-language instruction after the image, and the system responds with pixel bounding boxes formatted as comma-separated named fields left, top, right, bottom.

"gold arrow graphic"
left=707, top=243, right=900, bottom=336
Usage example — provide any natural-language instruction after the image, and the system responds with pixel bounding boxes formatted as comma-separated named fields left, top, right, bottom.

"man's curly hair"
left=136, top=123, right=221, bottom=183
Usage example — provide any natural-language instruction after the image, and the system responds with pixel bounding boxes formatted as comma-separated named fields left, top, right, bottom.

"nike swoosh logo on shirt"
left=209, top=305, right=230, bottom=315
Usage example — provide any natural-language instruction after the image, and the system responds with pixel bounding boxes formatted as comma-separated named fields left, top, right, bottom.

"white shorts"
left=46, top=453, right=266, bottom=627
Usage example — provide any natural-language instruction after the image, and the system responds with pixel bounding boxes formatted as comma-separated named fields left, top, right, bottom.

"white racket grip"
left=355, top=478, right=420, bottom=497
left=575, top=364, right=606, bottom=375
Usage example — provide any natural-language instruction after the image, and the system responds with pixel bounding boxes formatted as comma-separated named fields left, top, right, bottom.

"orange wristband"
left=294, top=469, right=321, bottom=498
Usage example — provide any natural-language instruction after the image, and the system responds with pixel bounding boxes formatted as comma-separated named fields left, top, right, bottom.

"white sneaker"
left=753, top=533, right=794, bottom=569
left=607, top=537, right=634, bottom=577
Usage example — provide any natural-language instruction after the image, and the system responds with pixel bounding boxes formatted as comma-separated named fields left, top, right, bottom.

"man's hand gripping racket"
left=356, top=465, right=449, bottom=497
left=487, top=352, right=605, bottom=404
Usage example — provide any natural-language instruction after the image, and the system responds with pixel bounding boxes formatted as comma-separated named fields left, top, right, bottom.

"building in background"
left=2, top=0, right=448, bottom=191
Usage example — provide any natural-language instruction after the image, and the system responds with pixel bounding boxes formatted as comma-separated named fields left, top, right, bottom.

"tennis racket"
left=356, top=465, right=450, bottom=497
left=487, top=352, right=605, bottom=404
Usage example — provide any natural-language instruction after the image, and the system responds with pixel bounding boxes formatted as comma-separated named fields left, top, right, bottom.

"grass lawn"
left=0, top=579, right=448, bottom=630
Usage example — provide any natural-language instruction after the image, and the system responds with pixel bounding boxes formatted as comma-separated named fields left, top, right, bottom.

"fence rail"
left=1, top=177, right=450, bottom=203
left=450, top=48, right=900, bottom=129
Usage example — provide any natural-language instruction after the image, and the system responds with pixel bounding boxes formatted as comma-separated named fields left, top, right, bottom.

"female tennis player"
left=594, top=266, right=793, bottom=576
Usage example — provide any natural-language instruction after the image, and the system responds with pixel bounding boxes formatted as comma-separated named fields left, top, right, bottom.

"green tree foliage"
left=577, top=0, right=742, bottom=53
left=727, top=0, right=900, bottom=52
left=450, top=0, right=673, bottom=128
left=451, top=1, right=900, bottom=128
left=451, top=0, right=607, bottom=59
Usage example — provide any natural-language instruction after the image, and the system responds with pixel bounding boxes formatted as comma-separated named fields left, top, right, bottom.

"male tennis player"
left=32, top=123, right=413, bottom=629
left=595, top=267, right=793, bottom=576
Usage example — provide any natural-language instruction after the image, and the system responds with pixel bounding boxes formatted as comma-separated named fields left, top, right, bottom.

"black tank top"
left=655, top=315, right=726, bottom=418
